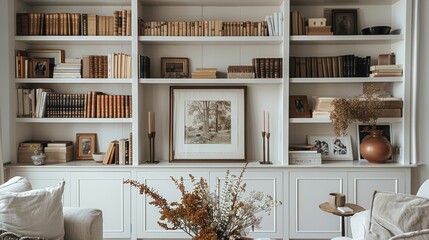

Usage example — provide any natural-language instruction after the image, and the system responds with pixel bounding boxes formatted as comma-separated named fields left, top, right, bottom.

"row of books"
left=82, top=53, right=132, bottom=79
left=139, top=55, right=151, bottom=78
left=17, top=88, right=132, bottom=118
left=252, top=58, right=283, bottom=78
left=227, top=65, right=255, bottom=79
left=103, top=137, right=132, bottom=165
left=265, top=12, right=284, bottom=36
left=139, top=20, right=269, bottom=37
left=16, top=10, right=131, bottom=36
left=289, top=55, right=371, bottom=78
left=290, top=10, right=306, bottom=36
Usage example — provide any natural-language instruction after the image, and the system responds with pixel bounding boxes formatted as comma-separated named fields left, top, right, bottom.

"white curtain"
left=0, top=112, right=3, bottom=184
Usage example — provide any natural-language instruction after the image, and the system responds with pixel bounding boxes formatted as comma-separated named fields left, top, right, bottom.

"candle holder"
left=145, top=132, right=159, bottom=164
left=259, top=132, right=272, bottom=164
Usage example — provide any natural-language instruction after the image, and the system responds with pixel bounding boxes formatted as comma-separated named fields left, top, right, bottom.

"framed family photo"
left=27, top=49, right=65, bottom=65
left=290, top=95, right=311, bottom=118
left=29, top=58, right=50, bottom=78
left=169, top=86, right=246, bottom=162
left=161, top=57, right=189, bottom=78
left=357, top=124, right=393, bottom=161
left=307, top=135, right=353, bottom=160
left=76, top=133, right=97, bottom=160
left=332, top=9, right=358, bottom=35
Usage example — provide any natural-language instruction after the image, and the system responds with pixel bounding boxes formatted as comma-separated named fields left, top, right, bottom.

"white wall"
left=414, top=0, right=429, bottom=193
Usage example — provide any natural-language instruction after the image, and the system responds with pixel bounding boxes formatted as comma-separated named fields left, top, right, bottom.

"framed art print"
left=161, top=57, right=189, bottom=78
left=169, top=86, right=246, bottom=162
left=332, top=9, right=358, bottom=35
left=290, top=95, right=311, bottom=118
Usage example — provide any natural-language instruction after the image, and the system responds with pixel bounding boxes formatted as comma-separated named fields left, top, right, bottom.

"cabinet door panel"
left=348, top=171, right=406, bottom=209
left=8, top=170, right=71, bottom=207
left=209, top=171, right=284, bottom=239
left=70, top=171, right=131, bottom=239
left=135, top=171, right=209, bottom=238
left=289, top=171, right=347, bottom=239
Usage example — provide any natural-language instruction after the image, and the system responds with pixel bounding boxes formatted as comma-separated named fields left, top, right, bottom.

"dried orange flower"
left=124, top=164, right=282, bottom=239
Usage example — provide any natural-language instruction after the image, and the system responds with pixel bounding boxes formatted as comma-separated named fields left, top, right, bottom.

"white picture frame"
left=169, top=86, right=247, bottom=162
left=307, top=135, right=353, bottom=160
left=357, top=123, right=393, bottom=161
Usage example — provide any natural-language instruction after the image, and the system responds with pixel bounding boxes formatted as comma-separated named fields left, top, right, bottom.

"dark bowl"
left=361, top=26, right=391, bottom=35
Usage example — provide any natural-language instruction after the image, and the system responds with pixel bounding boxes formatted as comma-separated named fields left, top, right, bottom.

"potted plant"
left=330, top=85, right=393, bottom=163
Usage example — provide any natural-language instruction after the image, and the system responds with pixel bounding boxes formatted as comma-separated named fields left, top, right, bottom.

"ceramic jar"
left=360, top=130, right=393, bottom=163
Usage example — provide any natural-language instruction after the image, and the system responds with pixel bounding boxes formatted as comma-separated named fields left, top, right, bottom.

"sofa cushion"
left=389, top=229, right=429, bottom=240
left=365, top=191, right=429, bottom=240
left=0, top=176, right=31, bottom=193
left=0, top=228, right=46, bottom=240
left=0, top=181, right=65, bottom=240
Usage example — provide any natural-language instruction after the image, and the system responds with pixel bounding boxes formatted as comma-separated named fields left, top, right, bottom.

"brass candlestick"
left=266, top=132, right=271, bottom=164
left=260, top=131, right=266, bottom=164
left=146, top=132, right=159, bottom=164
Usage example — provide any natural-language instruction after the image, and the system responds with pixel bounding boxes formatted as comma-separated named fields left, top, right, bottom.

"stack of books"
left=44, top=141, right=73, bottom=163
left=53, top=59, right=81, bottom=78
left=18, top=140, right=50, bottom=163
left=103, top=137, right=131, bottom=165
left=227, top=65, right=255, bottom=79
left=312, top=97, right=335, bottom=119
left=369, top=65, right=403, bottom=77
left=191, top=68, right=217, bottom=79
left=289, top=145, right=321, bottom=165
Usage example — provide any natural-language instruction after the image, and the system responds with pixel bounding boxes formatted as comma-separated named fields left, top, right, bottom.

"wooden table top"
left=319, top=202, right=365, bottom=217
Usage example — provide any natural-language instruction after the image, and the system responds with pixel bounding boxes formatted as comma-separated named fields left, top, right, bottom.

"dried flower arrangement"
left=124, top=164, right=281, bottom=240
left=330, top=84, right=385, bottom=136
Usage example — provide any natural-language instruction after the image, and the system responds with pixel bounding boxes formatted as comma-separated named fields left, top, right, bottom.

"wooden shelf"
left=16, top=118, right=133, bottom=123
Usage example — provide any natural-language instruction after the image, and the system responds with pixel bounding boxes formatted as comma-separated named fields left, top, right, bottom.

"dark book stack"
left=139, top=55, right=151, bottom=78
left=16, top=10, right=131, bottom=36
left=45, top=93, right=86, bottom=118
left=290, top=10, right=306, bottom=35
left=252, top=58, right=283, bottom=78
left=289, top=55, right=371, bottom=78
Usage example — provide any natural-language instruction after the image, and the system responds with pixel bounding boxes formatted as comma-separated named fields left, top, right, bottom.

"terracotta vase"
left=360, top=130, right=393, bottom=163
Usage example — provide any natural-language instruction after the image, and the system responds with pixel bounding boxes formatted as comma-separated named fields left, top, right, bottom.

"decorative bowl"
left=92, top=152, right=105, bottom=162
left=361, top=26, right=391, bottom=35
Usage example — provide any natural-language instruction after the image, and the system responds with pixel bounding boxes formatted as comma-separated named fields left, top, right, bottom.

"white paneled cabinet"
left=210, top=171, right=284, bottom=238
left=70, top=171, right=131, bottom=239
left=289, top=171, right=347, bottom=239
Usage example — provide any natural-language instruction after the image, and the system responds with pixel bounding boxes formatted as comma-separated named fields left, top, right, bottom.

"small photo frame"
left=307, top=135, right=353, bottom=160
left=27, top=49, right=65, bottom=65
left=76, top=133, right=97, bottom=160
left=332, top=9, right=358, bottom=35
left=290, top=95, right=311, bottom=118
left=161, top=57, right=189, bottom=78
left=169, top=86, right=246, bottom=162
left=29, top=58, right=50, bottom=78
left=357, top=124, right=392, bottom=161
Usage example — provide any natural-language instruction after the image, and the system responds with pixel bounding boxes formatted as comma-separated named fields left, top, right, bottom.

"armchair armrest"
left=389, top=229, right=429, bottom=240
left=63, top=207, right=103, bottom=240
left=350, top=210, right=370, bottom=240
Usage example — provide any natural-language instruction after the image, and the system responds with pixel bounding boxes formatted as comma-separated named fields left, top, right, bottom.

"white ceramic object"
left=92, top=152, right=105, bottom=162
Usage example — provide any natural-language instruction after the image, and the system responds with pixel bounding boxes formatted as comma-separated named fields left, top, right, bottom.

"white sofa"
left=333, top=179, right=429, bottom=240
left=0, top=176, right=103, bottom=240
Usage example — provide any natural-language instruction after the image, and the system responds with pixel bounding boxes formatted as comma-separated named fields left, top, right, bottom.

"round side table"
left=319, top=202, right=365, bottom=237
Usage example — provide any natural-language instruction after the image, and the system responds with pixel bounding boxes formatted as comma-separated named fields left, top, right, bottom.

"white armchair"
left=333, top=179, right=429, bottom=240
